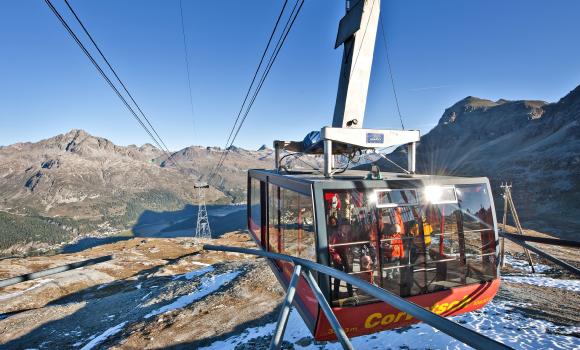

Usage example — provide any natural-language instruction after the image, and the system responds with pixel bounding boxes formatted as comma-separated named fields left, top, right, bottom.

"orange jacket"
left=384, top=231, right=404, bottom=259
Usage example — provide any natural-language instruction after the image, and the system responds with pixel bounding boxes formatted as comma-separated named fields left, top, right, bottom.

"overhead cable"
left=374, top=151, right=410, bottom=174
left=208, top=0, right=304, bottom=184
left=208, top=0, right=294, bottom=182
left=221, top=0, right=290, bottom=151
left=178, top=0, right=197, bottom=146
left=45, top=0, right=181, bottom=169
left=379, top=17, right=405, bottom=130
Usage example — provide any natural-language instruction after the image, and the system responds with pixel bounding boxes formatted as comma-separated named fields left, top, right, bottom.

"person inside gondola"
left=382, top=223, right=405, bottom=280
left=360, top=254, right=374, bottom=284
left=359, top=217, right=377, bottom=285
left=326, top=193, right=341, bottom=219
left=411, top=216, right=433, bottom=261
left=328, top=215, right=354, bottom=301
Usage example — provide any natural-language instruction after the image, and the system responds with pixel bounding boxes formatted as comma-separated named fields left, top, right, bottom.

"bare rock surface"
left=0, top=230, right=578, bottom=349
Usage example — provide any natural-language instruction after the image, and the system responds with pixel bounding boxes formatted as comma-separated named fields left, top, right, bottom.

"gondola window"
left=325, top=185, right=497, bottom=307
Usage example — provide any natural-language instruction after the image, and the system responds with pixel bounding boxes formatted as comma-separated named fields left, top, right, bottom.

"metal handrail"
left=500, top=231, right=580, bottom=248
left=499, top=231, right=580, bottom=276
left=329, top=240, right=373, bottom=247
left=203, top=244, right=512, bottom=350
left=0, top=255, right=113, bottom=289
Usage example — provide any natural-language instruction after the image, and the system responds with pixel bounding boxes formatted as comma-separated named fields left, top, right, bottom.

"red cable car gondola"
left=247, top=170, right=499, bottom=340
left=246, top=0, right=499, bottom=341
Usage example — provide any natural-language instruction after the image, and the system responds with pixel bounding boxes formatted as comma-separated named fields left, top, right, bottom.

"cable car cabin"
left=247, top=169, right=500, bottom=341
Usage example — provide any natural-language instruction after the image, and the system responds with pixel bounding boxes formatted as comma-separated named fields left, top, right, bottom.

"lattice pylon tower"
left=194, top=184, right=211, bottom=239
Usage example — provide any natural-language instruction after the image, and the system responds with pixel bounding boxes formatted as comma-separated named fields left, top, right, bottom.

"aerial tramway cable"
left=178, top=1, right=211, bottom=235
left=228, top=0, right=304, bottom=151
left=62, top=0, right=175, bottom=155
left=379, top=17, right=405, bottom=130
left=178, top=0, right=197, bottom=148
left=208, top=0, right=294, bottom=183
left=208, top=0, right=304, bottom=185
left=220, top=0, right=289, bottom=152
left=45, top=0, right=182, bottom=169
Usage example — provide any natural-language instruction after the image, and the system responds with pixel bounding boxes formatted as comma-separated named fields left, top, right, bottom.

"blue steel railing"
left=203, top=244, right=513, bottom=350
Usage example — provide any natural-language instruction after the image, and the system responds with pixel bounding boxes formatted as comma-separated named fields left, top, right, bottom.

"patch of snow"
left=0, top=279, right=53, bottom=301
left=141, top=292, right=152, bottom=301
left=172, top=266, right=215, bottom=281
left=80, top=321, right=126, bottom=350
left=145, top=270, right=239, bottom=319
left=504, top=255, right=552, bottom=273
left=135, top=283, right=142, bottom=290
left=198, top=315, right=277, bottom=350
left=190, top=261, right=211, bottom=267
left=503, top=256, right=580, bottom=292
left=199, top=300, right=580, bottom=350
left=502, top=275, right=580, bottom=292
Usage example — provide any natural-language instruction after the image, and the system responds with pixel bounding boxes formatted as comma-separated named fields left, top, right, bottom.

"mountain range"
left=1, top=84, right=578, bottom=251
left=0, top=129, right=273, bottom=251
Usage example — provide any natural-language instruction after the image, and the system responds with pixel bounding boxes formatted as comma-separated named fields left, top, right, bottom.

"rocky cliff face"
left=371, top=85, right=580, bottom=238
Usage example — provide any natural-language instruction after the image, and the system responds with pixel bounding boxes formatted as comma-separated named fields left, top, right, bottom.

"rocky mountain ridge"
left=0, top=129, right=273, bottom=250
left=371, top=84, right=580, bottom=238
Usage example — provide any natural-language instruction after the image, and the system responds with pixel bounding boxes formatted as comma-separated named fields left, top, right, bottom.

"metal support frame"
left=0, top=255, right=112, bottom=288
left=324, top=139, right=333, bottom=177
left=270, top=264, right=302, bottom=349
left=273, top=0, right=421, bottom=179
left=333, top=0, right=381, bottom=128
left=500, top=187, right=508, bottom=267
left=407, top=142, right=416, bottom=173
left=499, top=232, right=580, bottom=248
left=204, top=244, right=513, bottom=350
left=195, top=184, right=212, bottom=239
left=303, top=269, right=353, bottom=350
left=275, top=148, right=281, bottom=171
left=499, top=184, right=534, bottom=272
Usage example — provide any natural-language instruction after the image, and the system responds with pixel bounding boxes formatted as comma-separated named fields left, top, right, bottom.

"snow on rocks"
left=80, top=321, right=127, bottom=350
left=504, top=255, right=552, bottom=274
left=145, top=270, right=239, bottom=319
left=503, top=255, right=580, bottom=292
left=172, top=265, right=215, bottom=281
left=502, top=275, right=580, bottom=293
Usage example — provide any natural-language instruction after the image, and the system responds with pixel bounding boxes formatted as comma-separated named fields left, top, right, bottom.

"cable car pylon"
left=194, top=183, right=211, bottom=239
left=499, top=183, right=534, bottom=271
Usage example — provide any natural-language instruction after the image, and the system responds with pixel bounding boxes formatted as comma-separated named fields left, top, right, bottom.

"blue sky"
left=1, top=0, right=579, bottom=150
